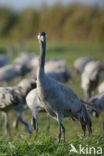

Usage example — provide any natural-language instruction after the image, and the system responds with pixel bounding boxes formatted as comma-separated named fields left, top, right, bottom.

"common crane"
left=81, top=60, right=104, bottom=99
left=36, top=32, right=92, bottom=142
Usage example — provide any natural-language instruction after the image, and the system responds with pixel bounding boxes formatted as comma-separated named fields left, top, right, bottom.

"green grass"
left=0, top=40, right=104, bottom=155
left=0, top=131, right=104, bottom=155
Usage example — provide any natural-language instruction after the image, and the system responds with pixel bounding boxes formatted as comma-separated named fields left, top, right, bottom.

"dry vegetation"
left=0, top=4, right=104, bottom=41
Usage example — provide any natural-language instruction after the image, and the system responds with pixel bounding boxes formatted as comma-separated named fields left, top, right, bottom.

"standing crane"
left=36, top=32, right=92, bottom=142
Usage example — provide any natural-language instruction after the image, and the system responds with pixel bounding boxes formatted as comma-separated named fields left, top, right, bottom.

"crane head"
left=37, top=32, right=47, bottom=43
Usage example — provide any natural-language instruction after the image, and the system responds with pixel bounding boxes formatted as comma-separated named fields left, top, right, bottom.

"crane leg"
left=57, top=114, right=65, bottom=142
left=4, top=112, right=10, bottom=135
left=46, top=113, right=50, bottom=134
left=61, top=123, right=65, bottom=142
left=58, top=122, right=62, bottom=143
left=33, top=116, right=38, bottom=133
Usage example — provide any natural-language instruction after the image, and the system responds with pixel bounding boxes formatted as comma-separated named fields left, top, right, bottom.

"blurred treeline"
left=0, top=4, right=104, bottom=41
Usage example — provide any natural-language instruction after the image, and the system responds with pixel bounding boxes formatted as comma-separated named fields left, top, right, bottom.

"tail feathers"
left=79, top=103, right=92, bottom=135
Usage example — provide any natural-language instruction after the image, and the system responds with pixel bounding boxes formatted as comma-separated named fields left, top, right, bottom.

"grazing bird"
left=88, top=92, right=104, bottom=130
left=31, top=58, right=71, bottom=83
left=98, top=82, right=104, bottom=94
left=0, top=64, right=23, bottom=82
left=36, top=32, right=92, bottom=142
left=0, top=53, right=11, bottom=68
left=12, top=78, right=36, bottom=132
left=13, top=52, right=31, bottom=74
left=0, top=47, right=13, bottom=68
left=45, top=59, right=68, bottom=73
left=0, top=87, right=19, bottom=112
left=0, top=87, right=22, bottom=134
left=0, top=78, right=36, bottom=134
left=46, top=70, right=70, bottom=83
left=30, top=56, right=67, bottom=73
left=81, top=60, right=104, bottom=99
left=13, top=52, right=31, bottom=76
left=74, top=56, right=95, bottom=74
left=0, top=52, right=32, bottom=83
left=0, top=61, right=31, bottom=83
left=46, top=59, right=71, bottom=83
left=13, top=52, right=30, bottom=64
left=26, top=88, right=50, bottom=133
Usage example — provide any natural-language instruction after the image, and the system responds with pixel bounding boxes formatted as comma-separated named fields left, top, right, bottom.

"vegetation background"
left=0, top=3, right=104, bottom=42
left=0, top=2, right=104, bottom=156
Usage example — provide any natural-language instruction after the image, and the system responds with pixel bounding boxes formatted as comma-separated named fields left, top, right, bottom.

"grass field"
left=0, top=40, right=104, bottom=156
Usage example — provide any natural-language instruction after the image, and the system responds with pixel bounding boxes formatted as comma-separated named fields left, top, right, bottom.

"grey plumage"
left=0, top=87, right=21, bottom=111
left=12, top=78, right=36, bottom=133
left=74, top=56, right=95, bottom=74
left=88, top=92, right=104, bottom=130
left=0, top=87, right=23, bottom=134
left=31, top=57, right=71, bottom=83
left=0, top=64, right=23, bottom=82
left=98, top=82, right=104, bottom=94
left=0, top=53, right=11, bottom=68
left=89, top=92, right=104, bottom=117
left=0, top=77, right=36, bottom=134
left=13, top=52, right=30, bottom=65
left=45, top=59, right=71, bottom=83
left=36, top=32, right=92, bottom=142
left=0, top=52, right=31, bottom=82
left=0, top=47, right=13, bottom=68
left=27, top=62, right=71, bottom=132
left=47, top=71, right=70, bottom=83
left=13, top=52, right=31, bottom=75
left=81, top=60, right=104, bottom=99
left=26, top=88, right=50, bottom=133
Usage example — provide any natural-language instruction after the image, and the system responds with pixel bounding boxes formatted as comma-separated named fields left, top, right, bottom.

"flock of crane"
left=0, top=32, right=104, bottom=142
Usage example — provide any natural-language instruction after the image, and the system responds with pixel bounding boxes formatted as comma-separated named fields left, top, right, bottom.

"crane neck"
left=38, top=41, right=46, bottom=76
